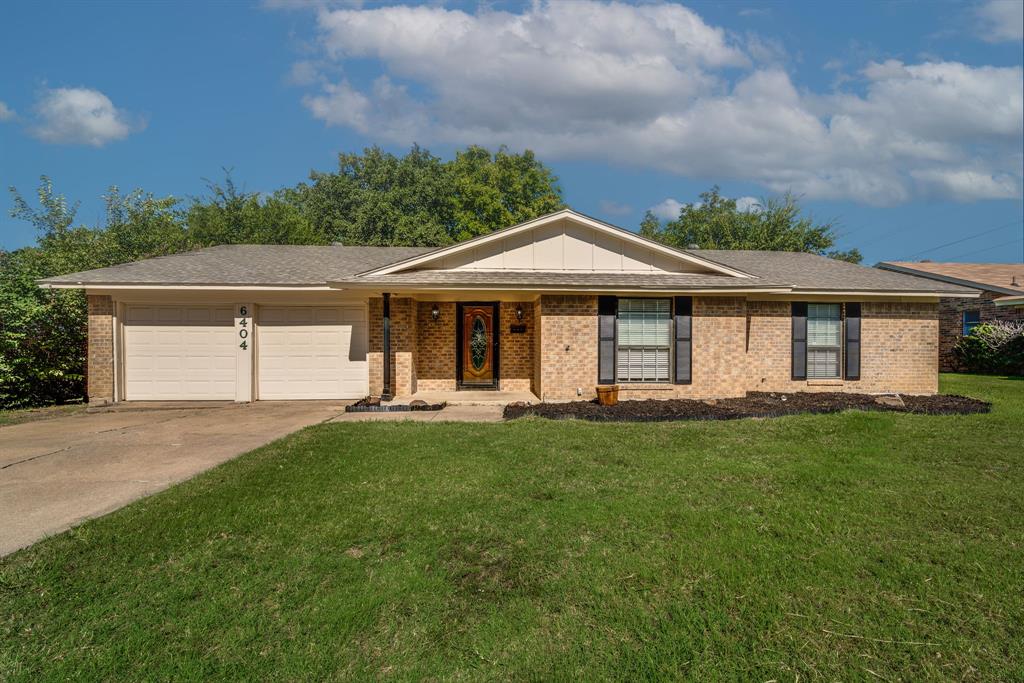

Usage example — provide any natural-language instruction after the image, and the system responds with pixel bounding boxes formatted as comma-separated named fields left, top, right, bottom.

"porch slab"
left=393, top=390, right=539, bottom=406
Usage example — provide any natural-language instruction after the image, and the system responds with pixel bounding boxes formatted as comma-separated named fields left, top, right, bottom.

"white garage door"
left=124, top=305, right=236, bottom=400
left=258, top=306, right=368, bottom=400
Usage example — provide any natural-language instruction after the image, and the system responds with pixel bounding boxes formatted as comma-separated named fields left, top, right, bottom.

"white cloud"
left=652, top=194, right=760, bottom=218
left=289, top=1, right=1023, bottom=205
left=286, top=60, right=321, bottom=86
left=0, top=101, right=14, bottom=121
left=650, top=198, right=685, bottom=220
left=30, top=87, right=141, bottom=146
left=976, top=0, right=1024, bottom=42
left=735, top=196, right=761, bottom=212
left=598, top=199, right=632, bottom=215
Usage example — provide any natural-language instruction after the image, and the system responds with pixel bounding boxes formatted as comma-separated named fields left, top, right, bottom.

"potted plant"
left=596, top=385, right=619, bottom=406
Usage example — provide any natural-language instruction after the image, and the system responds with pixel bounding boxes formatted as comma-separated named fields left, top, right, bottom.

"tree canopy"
left=286, top=145, right=564, bottom=246
left=642, top=187, right=861, bottom=263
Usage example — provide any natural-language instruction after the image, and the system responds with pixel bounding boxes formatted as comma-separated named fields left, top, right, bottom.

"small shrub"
left=953, top=321, right=1024, bottom=376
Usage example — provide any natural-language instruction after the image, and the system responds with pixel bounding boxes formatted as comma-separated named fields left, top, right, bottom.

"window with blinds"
left=807, top=303, right=841, bottom=379
left=617, top=298, right=671, bottom=382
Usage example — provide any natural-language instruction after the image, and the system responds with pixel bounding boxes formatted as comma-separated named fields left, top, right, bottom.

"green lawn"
left=2, top=375, right=1022, bottom=680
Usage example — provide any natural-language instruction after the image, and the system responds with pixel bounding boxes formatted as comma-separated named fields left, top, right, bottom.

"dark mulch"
left=503, top=391, right=991, bottom=422
left=347, top=398, right=446, bottom=413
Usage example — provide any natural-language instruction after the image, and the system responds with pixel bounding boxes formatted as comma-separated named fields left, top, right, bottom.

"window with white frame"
left=617, top=298, right=671, bottom=382
left=807, top=303, right=842, bottom=379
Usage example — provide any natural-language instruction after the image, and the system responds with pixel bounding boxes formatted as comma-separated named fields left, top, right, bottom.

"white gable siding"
left=435, top=218, right=709, bottom=273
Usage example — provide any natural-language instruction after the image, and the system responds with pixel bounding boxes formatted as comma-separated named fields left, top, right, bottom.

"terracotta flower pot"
left=596, top=385, right=619, bottom=406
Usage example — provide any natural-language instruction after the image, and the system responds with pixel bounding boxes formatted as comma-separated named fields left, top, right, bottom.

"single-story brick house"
left=40, top=209, right=976, bottom=404
left=876, top=261, right=1024, bottom=371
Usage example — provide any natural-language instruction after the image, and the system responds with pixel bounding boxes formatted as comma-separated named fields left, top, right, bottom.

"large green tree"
left=447, top=146, right=564, bottom=241
left=2, top=179, right=189, bottom=407
left=288, top=144, right=564, bottom=246
left=643, top=187, right=862, bottom=263
left=187, top=174, right=326, bottom=247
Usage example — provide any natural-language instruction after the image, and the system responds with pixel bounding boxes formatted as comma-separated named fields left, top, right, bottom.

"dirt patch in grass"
left=504, top=391, right=991, bottom=422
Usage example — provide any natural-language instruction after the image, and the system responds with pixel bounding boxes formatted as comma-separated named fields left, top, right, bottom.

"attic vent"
left=1013, top=275, right=1021, bottom=287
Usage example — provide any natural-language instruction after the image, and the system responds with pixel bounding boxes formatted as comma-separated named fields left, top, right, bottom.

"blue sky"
left=1, top=0, right=1021, bottom=264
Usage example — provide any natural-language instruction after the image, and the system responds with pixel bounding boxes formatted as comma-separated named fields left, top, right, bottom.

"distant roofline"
left=877, top=262, right=1024, bottom=296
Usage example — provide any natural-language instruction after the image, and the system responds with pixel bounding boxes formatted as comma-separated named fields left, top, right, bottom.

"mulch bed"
left=503, top=391, right=991, bottom=422
left=346, top=398, right=446, bottom=413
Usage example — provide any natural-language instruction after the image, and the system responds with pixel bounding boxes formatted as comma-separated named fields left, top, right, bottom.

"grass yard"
left=1, top=374, right=1022, bottom=680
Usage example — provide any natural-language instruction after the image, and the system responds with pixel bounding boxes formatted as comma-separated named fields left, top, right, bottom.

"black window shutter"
left=844, top=303, right=861, bottom=381
left=674, top=296, right=692, bottom=385
left=598, top=296, right=617, bottom=385
left=792, top=302, right=807, bottom=380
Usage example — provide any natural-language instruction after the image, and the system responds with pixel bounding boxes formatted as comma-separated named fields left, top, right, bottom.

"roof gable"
left=361, top=210, right=752, bottom=278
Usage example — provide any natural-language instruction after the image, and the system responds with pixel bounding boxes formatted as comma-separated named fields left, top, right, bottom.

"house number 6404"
left=238, top=306, right=250, bottom=350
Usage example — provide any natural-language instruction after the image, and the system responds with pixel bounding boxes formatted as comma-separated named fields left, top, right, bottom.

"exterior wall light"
left=431, top=304, right=440, bottom=322
left=515, top=304, right=524, bottom=321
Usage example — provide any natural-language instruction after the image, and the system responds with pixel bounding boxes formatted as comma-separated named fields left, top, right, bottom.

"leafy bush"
left=953, top=321, right=1024, bottom=376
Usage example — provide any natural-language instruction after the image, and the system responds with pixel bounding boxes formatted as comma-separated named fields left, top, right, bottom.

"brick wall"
left=87, top=295, right=114, bottom=404
left=939, top=292, right=1024, bottom=371
left=747, top=300, right=939, bottom=394
left=536, top=295, right=750, bottom=401
left=499, top=301, right=534, bottom=392
left=416, top=302, right=457, bottom=392
left=538, top=295, right=599, bottom=400
left=368, top=296, right=416, bottom=397
left=366, top=294, right=942, bottom=399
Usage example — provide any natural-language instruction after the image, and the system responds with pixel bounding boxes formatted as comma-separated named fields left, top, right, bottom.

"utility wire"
left=901, top=218, right=1023, bottom=260
left=945, top=235, right=1024, bottom=261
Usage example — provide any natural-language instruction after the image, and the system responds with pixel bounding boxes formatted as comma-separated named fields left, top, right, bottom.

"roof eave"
left=38, top=281, right=336, bottom=291
left=876, top=263, right=1024, bottom=296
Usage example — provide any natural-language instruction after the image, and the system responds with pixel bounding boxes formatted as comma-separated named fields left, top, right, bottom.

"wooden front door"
left=458, top=303, right=498, bottom=388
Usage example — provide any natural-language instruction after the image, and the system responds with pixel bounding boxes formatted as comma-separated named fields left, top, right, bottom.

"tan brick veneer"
left=499, top=301, right=534, bottom=392
left=364, top=294, right=940, bottom=400
left=416, top=301, right=457, bottom=392
left=87, top=295, right=115, bottom=404
left=368, top=296, right=417, bottom=397
left=746, top=300, right=939, bottom=394
left=537, top=295, right=939, bottom=400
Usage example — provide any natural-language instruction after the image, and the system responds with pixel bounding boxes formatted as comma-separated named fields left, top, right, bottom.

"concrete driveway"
left=0, top=401, right=348, bottom=557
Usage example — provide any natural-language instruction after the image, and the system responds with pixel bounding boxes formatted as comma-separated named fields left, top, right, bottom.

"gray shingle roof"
left=39, top=242, right=974, bottom=295
left=688, top=250, right=975, bottom=293
left=343, top=270, right=785, bottom=290
left=39, top=245, right=434, bottom=286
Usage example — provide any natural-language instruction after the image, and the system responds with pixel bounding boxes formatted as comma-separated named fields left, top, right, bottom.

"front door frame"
left=455, top=301, right=500, bottom=390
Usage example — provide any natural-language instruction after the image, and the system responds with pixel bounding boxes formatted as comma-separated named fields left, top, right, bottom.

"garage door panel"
left=124, top=305, right=235, bottom=401
left=258, top=306, right=368, bottom=400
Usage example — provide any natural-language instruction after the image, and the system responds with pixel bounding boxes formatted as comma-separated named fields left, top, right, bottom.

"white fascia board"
left=38, top=283, right=336, bottom=291
left=358, top=209, right=754, bottom=279
left=788, top=289, right=980, bottom=298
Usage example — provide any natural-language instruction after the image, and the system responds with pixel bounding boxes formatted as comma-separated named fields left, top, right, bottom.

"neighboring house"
left=877, top=261, right=1024, bottom=371
left=40, top=209, right=976, bottom=404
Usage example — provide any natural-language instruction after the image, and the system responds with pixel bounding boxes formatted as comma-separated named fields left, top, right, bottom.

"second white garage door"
left=257, top=306, right=368, bottom=400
